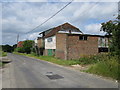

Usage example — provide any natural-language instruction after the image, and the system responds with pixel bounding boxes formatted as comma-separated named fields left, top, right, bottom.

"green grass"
left=2, top=51, right=7, bottom=57
left=86, top=56, right=119, bottom=80
left=0, top=50, right=7, bottom=57
left=78, top=54, right=110, bottom=65
left=39, top=56, right=81, bottom=66
left=0, top=62, right=2, bottom=67
left=0, top=50, right=7, bottom=67
left=13, top=52, right=81, bottom=66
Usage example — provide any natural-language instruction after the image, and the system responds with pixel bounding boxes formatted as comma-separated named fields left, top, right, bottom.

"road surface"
left=2, top=53, right=118, bottom=88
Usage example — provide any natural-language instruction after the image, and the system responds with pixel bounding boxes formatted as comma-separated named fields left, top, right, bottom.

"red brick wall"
left=67, top=35, right=98, bottom=59
left=55, top=33, right=67, bottom=60
left=56, top=33, right=99, bottom=60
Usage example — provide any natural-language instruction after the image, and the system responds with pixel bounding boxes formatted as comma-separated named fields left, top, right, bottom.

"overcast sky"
left=0, top=0, right=118, bottom=45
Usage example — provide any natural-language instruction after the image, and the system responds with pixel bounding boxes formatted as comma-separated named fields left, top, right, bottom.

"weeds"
left=86, top=56, right=119, bottom=80
left=0, top=50, right=7, bottom=57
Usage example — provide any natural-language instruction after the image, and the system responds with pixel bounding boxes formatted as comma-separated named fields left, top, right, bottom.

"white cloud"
left=0, top=3, right=2, bottom=45
left=84, top=23, right=106, bottom=35
left=1, top=0, right=119, bottom=2
left=28, top=32, right=40, bottom=40
left=2, top=2, right=117, bottom=45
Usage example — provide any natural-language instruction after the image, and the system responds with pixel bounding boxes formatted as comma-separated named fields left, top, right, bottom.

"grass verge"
left=2, top=52, right=7, bottom=57
left=86, top=56, right=119, bottom=80
left=0, top=50, right=7, bottom=57
left=13, top=52, right=81, bottom=66
left=0, top=62, right=2, bottom=67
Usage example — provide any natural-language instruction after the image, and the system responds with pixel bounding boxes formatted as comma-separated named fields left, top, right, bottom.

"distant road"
left=2, top=53, right=118, bottom=88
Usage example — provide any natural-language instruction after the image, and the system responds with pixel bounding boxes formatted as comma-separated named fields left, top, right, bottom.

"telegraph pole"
left=17, top=34, right=19, bottom=44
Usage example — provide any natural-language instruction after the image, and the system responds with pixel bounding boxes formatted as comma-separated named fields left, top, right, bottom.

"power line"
left=20, top=1, right=100, bottom=41
left=25, top=0, right=74, bottom=34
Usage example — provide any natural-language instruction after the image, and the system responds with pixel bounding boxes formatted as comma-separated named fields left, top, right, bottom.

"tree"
left=15, top=47, right=25, bottom=53
left=15, top=40, right=34, bottom=54
left=100, top=15, right=120, bottom=57
left=2, top=44, right=14, bottom=52
left=12, top=44, right=17, bottom=51
left=22, top=40, right=34, bottom=54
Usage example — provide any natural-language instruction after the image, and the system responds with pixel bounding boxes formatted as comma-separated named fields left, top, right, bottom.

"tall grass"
left=78, top=54, right=110, bottom=65
left=2, top=52, right=7, bottom=57
left=86, top=55, right=119, bottom=80
left=0, top=50, right=7, bottom=57
left=0, top=62, right=2, bottom=67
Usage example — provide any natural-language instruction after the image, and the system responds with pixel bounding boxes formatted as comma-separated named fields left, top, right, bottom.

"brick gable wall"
left=55, top=33, right=68, bottom=60
left=67, top=35, right=98, bottom=60
left=56, top=33, right=99, bottom=60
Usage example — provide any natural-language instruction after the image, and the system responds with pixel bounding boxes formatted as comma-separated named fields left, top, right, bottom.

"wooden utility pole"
left=17, top=34, right=19, bottom=44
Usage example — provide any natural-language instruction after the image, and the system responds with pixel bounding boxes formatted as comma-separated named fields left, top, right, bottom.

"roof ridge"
left=43, top=22, right=82, bottom=38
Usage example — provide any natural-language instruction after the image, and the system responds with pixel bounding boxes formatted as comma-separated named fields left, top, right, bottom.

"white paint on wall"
left=34, top=39, right=37, bottom=44
left=45, top=35, right=56, bottom=49
left=58, top=31, right=82, bottom=34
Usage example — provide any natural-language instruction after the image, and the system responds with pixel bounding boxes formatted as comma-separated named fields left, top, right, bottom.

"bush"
left=78, top=54, right=108, bottom=65
left=15, top=40, right=34, bottom=54
left=2, top=51, right=7, bottom=57
left=15, top=47, right=25, bottom=53
left=0, top=50, right=7, bottom=57
left=31, top=52, right=38, bottom=56
left=0, top=62, right=2, bottom=67
left=86, top=56, right=119, bottom=80
left=22, top=40, right=34, bottom=54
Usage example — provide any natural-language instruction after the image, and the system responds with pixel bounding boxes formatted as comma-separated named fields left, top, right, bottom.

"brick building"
left=36, top=23, right=109, bottom=60
left=55, top=33, right=108, bottom=60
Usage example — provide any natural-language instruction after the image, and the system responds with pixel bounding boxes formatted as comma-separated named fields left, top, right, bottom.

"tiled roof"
left=17, top=41, right=23, bottom=47
left=44, top=23, right=82, bottom=38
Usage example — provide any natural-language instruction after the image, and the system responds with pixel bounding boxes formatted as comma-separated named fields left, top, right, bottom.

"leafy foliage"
left=0, top=50, right=7, bottom=57
left=22, top=40, right=34, bottom=54
left=100, top=15, right=120, bottom=80
left=86, top=56, right=119, bottom=80
left=101, top=20, right=117, bottom=35
left=2, top=44, right=14, bottom=52
left=15, top=47, right=25, bottom=53
left=15, top=40, right=34, bottom=54
left=78, top=54, right=107, bottom=65
left=101, top=15, right=120, bottom=57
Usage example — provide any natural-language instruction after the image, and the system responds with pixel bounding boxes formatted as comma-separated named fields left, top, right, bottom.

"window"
left=47, top=38, right=52, bottom=42
left=79, top=36, right=87, bottom=40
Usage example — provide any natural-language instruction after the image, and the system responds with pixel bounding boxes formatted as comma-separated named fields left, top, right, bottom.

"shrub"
left=31, top=52, right=38, bottom=56
left=86, top=56, right=119, bottom=80
left=15, top=40, right=34, bottom=54
left=2, top=51, right=7, bottom=57
left=15, top=47, right=25, bottom=53
left=78, top=54, right=105, bottom=65
left=0, top=62, right=2, bottom=67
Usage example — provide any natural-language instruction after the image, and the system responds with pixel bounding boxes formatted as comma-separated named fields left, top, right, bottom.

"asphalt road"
left=2, top=53, right=118, bottom=88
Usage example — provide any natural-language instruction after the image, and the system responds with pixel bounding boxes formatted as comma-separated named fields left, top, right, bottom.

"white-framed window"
left=47, top=38, right=52, bottom=42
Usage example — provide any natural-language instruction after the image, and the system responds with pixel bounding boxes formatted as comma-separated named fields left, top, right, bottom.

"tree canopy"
left=100, top=15, right=120, bottom=57
left=2, top=44, right=14, bottom=52
left=15, top=40, right=34, bottom=54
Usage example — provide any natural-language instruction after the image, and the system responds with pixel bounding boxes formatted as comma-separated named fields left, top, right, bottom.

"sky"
left=0, top=0, right=119, bottom=45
